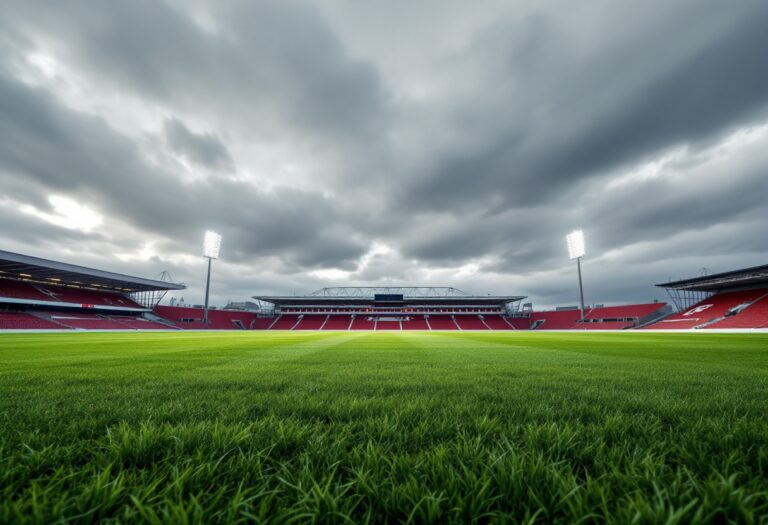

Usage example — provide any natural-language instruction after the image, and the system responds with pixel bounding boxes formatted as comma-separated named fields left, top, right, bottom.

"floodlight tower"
left=566, top=229, right=586, bottom=321
left=202, top=230, right=222, bottom=324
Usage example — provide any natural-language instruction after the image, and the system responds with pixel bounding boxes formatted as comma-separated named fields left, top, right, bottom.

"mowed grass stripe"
left=0, top=332, right=766, bottom=524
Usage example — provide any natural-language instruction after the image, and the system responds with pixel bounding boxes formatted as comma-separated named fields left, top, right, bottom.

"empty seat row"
left=0, top=279, right=143, bottom=308
left=0, top=311, right=174, bottom=330
left=530, top=303, right=668, bottom=330
left=262, top=314, right=530, bottom=330
left=153, top=305, right=264, bottom=329
left=0, top=312, right=63, bottom=329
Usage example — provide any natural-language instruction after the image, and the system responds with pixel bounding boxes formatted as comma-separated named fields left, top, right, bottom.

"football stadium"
left=3, top=1, right=768, bottom=523
left=1, top=246, right=767, bottom=523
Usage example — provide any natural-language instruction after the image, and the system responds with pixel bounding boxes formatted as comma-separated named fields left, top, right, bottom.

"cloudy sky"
left=1, top=0, right=767, bottom=309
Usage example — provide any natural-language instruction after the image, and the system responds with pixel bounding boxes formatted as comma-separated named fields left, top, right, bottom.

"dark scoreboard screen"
left=374, top=294, right=404, bottom=302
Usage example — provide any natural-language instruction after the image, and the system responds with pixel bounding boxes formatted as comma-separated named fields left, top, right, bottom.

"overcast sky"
left=1, top=0, right=767, bottom=309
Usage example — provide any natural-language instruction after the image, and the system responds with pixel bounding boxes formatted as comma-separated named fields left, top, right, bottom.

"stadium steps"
left=108, top=316, right=140, bottom=330
left=32, top=284, right=60, bottom=301
left=319, top=315, right=330, bottom=330
left=425, top=317, right=432, bottom=330
left=108, top=315, right=171, bottom=330
left=694, top=316, right=727, bottom=329
left=479, top=316, right=492, bottom=330
left=143, top=312, right=181, bottom=329
left=267, top=315, right=282, bottom=329
left=634, top=307, right=673, bottom=329
left=140, top=314, right=181, bottom=329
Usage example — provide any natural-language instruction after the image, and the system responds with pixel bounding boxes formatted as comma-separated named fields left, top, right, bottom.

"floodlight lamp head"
left=566, top=229, right=585, bottom=260
left=203, top=230, right=222, bottom=259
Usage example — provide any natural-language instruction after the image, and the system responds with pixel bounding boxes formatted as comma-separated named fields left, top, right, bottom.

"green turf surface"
left=0, top=331, right=767, bottom=524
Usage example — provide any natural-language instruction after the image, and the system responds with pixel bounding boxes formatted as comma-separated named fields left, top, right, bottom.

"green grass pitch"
left=1, top=331, right=767, bottom=524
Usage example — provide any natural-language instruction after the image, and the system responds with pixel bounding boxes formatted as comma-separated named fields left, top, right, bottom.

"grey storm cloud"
left=163, top=118, right=234, bottom=171
left=0, top=0, right=767, bottom=308
left=0, top=66, right=366, bottom=268
left=400, top=1, right=768, bottom=211
left=3, top=0, right=391, bottom=152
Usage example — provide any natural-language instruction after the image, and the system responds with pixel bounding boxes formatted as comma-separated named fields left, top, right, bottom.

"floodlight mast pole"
left=576, top=256, right=585, bottom=321
left=566, top=230, right=586, bottom=322
left=203, top=256, right=212, bottom=324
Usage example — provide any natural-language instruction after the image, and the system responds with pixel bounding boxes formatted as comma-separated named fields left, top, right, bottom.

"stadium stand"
left=250, top=289, right=670, bottom=331
left=252, top=288, right=525, bottom=331
left=647, top=265, right=768, bottom=329
left=706, top=293, right=768, bottom=328
left=648, top=289, right=768, bottom=330
left=0, top=250, right=184, bottom=331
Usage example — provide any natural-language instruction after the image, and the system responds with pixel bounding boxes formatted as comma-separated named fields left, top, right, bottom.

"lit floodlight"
left=203, top=231, right=222, bottom=259
left=566, top=230, right=585, bottom=260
